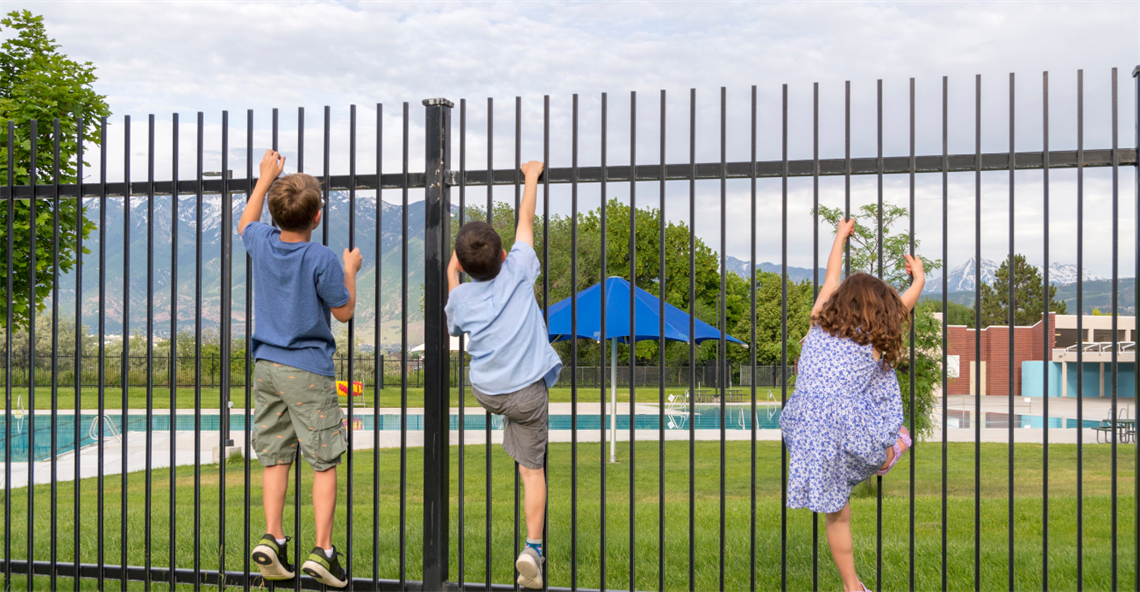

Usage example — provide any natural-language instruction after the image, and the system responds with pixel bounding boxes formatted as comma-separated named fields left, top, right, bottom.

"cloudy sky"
left=6, top=0, right=1138, bottom=279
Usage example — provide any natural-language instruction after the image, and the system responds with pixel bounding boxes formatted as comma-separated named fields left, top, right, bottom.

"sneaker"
left=301, top=546, right=348, bottom=588
left=515, top=545, right=544, bottom=590
left=251, top=534, right=294, bottom=581
left=876, top=426, right=912, bottom=477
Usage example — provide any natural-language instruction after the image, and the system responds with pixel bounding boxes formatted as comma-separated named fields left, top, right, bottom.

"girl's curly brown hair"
left=813, top=272, right=909, bottom=368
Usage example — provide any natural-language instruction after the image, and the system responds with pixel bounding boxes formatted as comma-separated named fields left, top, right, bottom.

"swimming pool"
left=0, top=406, right=1108, bottom=462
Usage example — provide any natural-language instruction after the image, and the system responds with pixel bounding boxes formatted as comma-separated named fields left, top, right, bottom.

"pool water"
left=0, top=406, right=1107, bottom=462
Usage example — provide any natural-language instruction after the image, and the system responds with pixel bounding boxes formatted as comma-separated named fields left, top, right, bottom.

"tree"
left=0, top=10, right=107, bottom=331
left=817, top=201, right=942, bottom=441
left=978, top=254, right=1067, bottom=328
left=452, top=199, right=723, bottom=366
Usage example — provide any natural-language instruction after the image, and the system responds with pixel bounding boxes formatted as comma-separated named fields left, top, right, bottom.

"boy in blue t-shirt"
left=238, top=150, right=362, bottom=588
left=445, top=160, right=562, bottom=590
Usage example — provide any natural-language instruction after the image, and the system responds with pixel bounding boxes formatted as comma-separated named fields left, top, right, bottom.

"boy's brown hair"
left=267, top=173, right=322, bottom=232
left=455, top=221, right=503, bottom=281
left=813, top=272, right=909, bottom=368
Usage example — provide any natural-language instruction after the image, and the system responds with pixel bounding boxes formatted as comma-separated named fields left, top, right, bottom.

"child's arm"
left=331, top=248, right=363, bottom=322
left=514, top=161, right=544, bottom=247
left=810, top=218, right=855, bottom=319
left=898, top=254, right=925, bottom=311
left=447, top=250, right=462, bottom=294
left=238, top=150, right=285, bottom=236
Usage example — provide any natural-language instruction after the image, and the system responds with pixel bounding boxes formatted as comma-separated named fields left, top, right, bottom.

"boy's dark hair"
left=267, top=173, right=323, bottom=232
left=455, top=221, right=503, bottom=281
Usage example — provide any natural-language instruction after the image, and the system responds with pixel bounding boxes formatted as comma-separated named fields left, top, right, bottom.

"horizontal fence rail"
left=0, top=67, right=1135, bottom=592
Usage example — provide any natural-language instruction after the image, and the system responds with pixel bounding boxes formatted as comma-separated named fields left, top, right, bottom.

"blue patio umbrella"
left=546, top=276, right=745, bottom=461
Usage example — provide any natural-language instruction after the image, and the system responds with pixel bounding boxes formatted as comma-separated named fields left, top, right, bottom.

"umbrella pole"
left=610, top=338, right=618, bottom=463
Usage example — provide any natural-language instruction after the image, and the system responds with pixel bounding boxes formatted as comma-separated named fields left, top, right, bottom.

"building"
left=940, top=313, right=1135, bottom=398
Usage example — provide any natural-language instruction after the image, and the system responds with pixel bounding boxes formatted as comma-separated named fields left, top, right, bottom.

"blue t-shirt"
left=241, top=221, right=350, bottom=377
left=445, top=242, right=562, bottom=395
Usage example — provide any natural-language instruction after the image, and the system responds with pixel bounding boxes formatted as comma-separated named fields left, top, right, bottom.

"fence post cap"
left=422, top=98, right=454, bottom=108
left=1134, top=66, right=1140, bottom=78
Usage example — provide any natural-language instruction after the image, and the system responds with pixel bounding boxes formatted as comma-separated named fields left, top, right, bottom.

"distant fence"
left=0, top=352, right=791, bottom=390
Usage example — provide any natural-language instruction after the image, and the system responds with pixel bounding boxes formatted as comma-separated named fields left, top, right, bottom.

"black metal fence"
left=0, top=67, right=1136, bottom=592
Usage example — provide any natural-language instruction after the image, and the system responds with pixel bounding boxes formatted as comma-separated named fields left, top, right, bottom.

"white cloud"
left=6, top=0, right=1137, bottom=277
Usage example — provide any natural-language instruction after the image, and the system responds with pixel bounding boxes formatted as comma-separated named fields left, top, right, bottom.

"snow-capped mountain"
left=58, top=191, right=431, bottom=338
left=724, top=256, right=825, bottom=284
left=926, top=257, right=1104, bottom=293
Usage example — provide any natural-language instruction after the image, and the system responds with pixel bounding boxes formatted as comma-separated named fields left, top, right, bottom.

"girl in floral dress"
left=779, top=218, right=923, bottom=592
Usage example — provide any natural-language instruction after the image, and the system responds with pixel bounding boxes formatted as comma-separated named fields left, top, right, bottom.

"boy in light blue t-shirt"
left=445, top=160, right=561, bottom=590
left=238, top=150, right=362, bottom=588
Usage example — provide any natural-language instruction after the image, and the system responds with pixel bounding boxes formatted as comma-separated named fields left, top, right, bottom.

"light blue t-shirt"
left=445, top=242, right=562, bottom=395
left=242, top=221, right=350, bottom=377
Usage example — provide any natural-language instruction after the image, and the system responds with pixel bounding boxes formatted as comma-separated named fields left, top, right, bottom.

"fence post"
left=422, top=97, right=453, bottom=590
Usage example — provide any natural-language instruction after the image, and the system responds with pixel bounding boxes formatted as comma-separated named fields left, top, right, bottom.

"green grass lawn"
left=0, top=441, right=1135, bottom=591
left=11, top=384, right=749, bottom=410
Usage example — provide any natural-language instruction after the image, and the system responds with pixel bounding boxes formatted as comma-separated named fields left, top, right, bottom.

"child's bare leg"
left=313, top=466, right=338, bottom=550
left=518, top=465, right=546, bottom=540
left=263, top=464, right=292, bottom=539
left=825, top=502, right=863, bottom=592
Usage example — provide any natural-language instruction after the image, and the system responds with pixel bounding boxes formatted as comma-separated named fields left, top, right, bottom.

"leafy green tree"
left=0, top=10, right=107, bottom=332
left=817, top=202, right=941, bottom=440
left=978, top=254, right=1067, bottom=327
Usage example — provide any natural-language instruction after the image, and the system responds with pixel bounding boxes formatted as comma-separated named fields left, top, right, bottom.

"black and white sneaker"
left=251, top=534, right=294, bottom=581
left=301, top=546, right=348, bottom=588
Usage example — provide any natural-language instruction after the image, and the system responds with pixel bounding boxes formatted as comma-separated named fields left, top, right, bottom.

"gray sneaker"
left=515, top=546, right=544, bottom=590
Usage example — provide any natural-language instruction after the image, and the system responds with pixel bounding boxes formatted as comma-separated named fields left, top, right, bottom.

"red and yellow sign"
left=336, top=381, right=363, bottom=397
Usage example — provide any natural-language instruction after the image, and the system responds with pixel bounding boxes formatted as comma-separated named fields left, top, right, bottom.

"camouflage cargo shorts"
left=252, top=360, right=346, bottom=471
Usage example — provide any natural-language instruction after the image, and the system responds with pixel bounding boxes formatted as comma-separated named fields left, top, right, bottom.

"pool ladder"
left=89, top=415, right=122, bottom=447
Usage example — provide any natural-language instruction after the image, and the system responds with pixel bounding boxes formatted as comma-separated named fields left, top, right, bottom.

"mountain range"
left=55, top=191, right=429, bottom=346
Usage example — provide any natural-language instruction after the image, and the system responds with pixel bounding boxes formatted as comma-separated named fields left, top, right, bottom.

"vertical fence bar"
left=514, top=95, right=522, bottom=592
left=628, top=89, right=637, bottom=592
left=908, top=77, right=917, bottom=592
left=486, top=96, right=494, bottom=592
left=400, top=101, right=409, bottom=590
left=98, top=115, right=108, bottom=590
left=940, top=75, right=949, bottom=592
left=1041, top=71, right=1050, bottom=592
left=50, top=117, right=61, bottom=592
left=599, top=90, right=608, bottom=592
left=1109, top=66, right=1119, bottom=591
left=658, top=88, right=666, bottom=592
left=811, top=81, right=820, bottom=592
left=844, top=82, right=850, bottom=276
left=422, top=96, right=453, bottom=592
left=219, top=109, right=230, bottom=590
left=542, top=95, right=550, bottom=592
left=243, top=108, right=253, bottom=592
left=749, top=83, right=759, bottom=592
left=347, top=103, right=357, bottom=590
left=121, top=114, right=132, bottom=592
left=373, top=101, right=383, bottom=592
left=780, top=83, right=790, bottom=592
left=1007, top=74, right=1016, bottom=592
left=457, top=97, right=466, bottom=590
left=323, top=107, right=330, bottom=249
left=3, top=120, right=11, bottom=592
left=718, top=86, right=727, bottom=592
left=27, top=119, right=37, bottom=592
left=145, top=112, right=155, bottom=591
left=570, top=92, right=579, bottom=592
left=686, top=88, right=695, bottom=592
left=74, top=116, right=85, bottom=592
left=973, top=75, right=982, bottom=592
left=1077, top=69, right=1084, bottom=591
left=875, top=79, right=883, bottom=592
left=1133, top=63, right=1139, bottom=592
left=169, top=112, right=179, bottom=591
left=194, top=111, right=204, bottom=591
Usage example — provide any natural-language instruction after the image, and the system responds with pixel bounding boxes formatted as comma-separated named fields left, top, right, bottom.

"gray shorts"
left=472, top=380, right=548, bottom=470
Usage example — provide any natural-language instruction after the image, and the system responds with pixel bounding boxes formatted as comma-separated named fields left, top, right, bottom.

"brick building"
left=944, top=313, right=1056, bottom=396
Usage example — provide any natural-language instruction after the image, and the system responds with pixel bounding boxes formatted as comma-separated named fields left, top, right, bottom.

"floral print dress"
left=779, top=324, right=905, bottom=513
